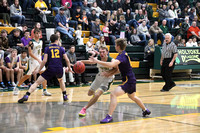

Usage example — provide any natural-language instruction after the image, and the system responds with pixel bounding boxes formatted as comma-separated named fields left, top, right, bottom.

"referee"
left=160, top=33, right=178, bottom=92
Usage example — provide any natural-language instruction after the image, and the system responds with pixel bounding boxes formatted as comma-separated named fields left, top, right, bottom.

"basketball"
left=73, top=61, right=85, bottom=74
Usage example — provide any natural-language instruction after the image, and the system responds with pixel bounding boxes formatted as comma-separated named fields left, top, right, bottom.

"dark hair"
left=70, top=45, right=75, bottom=49
left=34, top=29, right=41, bottom=34
left=21, top=48, right=27, bottom=54
left=1, top=29, right=7, bottom=34
left=24, top=30, right=30, bottom=33
left=22, top=24, right=28, bottom=27
left=50, top=34, right=59, bottom=43
left=115, top=38, right=127, bottom=50
left=13, top=28, right=21, bottom=33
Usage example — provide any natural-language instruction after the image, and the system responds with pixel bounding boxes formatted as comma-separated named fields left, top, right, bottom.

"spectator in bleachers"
left=126, top=9, right=139, bottom=29
left=95, top=36, right=106, bottom=51
left=186, top=38, right=194, bottom=47
left=117, top=8, right=124, bottom=21
left=31, top=22, right=42, bottom=39
left=75, top=25, right=83, bottom=45
left=149, top=21, right=164, bottom=45
left=122, top=0, right=132, bottom=12
left=174, top=2, right=181, bottom=17
left=10, top=24, right=28, bottom=37
left=168, top=4, right=182, bottom=28
left=178, top=17, right=190, bottom=39
left=106, top=0, right=115, bottom=11
left=174, top=35, right=183, bottom=46
left=91, top=18, right=102, bottom=39
left=72, top=0, right=82, bottom=10
left=114, top=0, right=123, bottom=10
left=188, top=7, right=196, bottom=24
left=22, top=0, right=32, bottom=11
left=82, top=9, right=89, bottom=30
left=160, top=19, right=169, bottom=35
left=135, top=9, right=145, bottom=24
left=86, top=36, right=98, bottom=57
left=55, top=31, right=62, bottom=46
left=88, top=9, right=98, bottom=24
left=0, top=30, right=10, bottom=54
left=193, top=15, right=200, bottom=27
left=158, top=5, right=175, bottom=30
left=62, top=2, right=78, bottom=30
left=187, top=21, right=200, bottom=39
left=8, top=28, right=23, bottom=53
left=0, top=52, right=6, bottom=89
left=35, top=0, right=51, bottom=23
left=0, top=0, right=12, bottom=27
left=21, top=30, right=31, bottom=48
left=141, top=5, right=150, bottom=27
left=192, top=36, right=198, bottom=46
left=51, top=0, right=61, bottom=14
left=10, top=0, right=25, bottom=26
left=97, top=0, right=107, bottom=11
left=110, top=10, right=118, bottom=24
left=54, top=7, right=74, bottom=42
left=102, top=21, right=110, bottom=45
left=18, top=49, right=28, bottom=72
left=130, top=28, right=146, bottom=45
left=137, top=20, right=150, bottom=46
left=82, top=0, right=91, bottom=15
left=5, top=49, right=23, bottom=87
left=181, top=39, right=186, bottom=46
left=72, top=6, right=83, bottom=27
left=91, top=2, right=110, bottom=23
left=118, top=15, right=126, bottom=39
left=144, top=39, right=155, bottom=67
left=180, top=6, right=189, bottom=18
left=61, top=0, right=72, bottom=8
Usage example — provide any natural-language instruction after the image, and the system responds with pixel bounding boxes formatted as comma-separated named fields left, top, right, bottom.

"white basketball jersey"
left=30, top=39, right=42, bottom=61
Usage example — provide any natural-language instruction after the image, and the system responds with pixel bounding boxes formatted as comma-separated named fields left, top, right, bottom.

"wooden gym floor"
left=0, top=80, right=200, bottom=133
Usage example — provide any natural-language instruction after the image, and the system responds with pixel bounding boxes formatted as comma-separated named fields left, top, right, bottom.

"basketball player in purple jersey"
left=18, top=34, right=73, bottom=103
left=90, top=38, right=151, bottom=123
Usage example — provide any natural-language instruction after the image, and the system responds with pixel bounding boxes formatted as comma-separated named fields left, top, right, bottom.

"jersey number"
left=51, top=49, right=60, bottom=58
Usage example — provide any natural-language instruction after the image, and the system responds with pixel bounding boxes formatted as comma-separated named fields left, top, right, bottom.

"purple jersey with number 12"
left=44, top=44, right=65, bottom=69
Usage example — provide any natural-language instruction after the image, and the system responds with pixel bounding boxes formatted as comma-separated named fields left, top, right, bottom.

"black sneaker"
left=142, top=109, right=151, bottom=117
left=7, top=81, right=14, bottom=87
left=18, top=95, right=29, bottom=103
left=63, top=94, right=68, bottom=101
left=0, top=82, right=6, bottom=88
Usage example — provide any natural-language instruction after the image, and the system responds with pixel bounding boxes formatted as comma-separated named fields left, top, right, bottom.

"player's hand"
left=38, top=60, right=42, bottom=64
left=89, top=57, right=98, bottom=63
left=169, top=61, right=173, bottom=67
left=68, top=67, right=74, bottom=74
left=160, top=60, right=163, bottom=66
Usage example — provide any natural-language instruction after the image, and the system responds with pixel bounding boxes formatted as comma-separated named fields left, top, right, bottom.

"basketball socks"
left=26, top=92, right=31, bottom=96
left=62, top=91, right=66, bottom=95
left=43, top=89, right=47, bottom=92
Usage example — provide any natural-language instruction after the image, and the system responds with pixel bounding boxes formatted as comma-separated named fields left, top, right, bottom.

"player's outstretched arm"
left=89, top=57, right=120, bottom=68
left=80, top=60, right=96, bottom=64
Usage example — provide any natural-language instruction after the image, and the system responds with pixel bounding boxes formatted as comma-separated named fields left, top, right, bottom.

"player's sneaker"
left=0, top=82, right=6, bottom=88
left=79, top=107, right=86, bottom=117
left=63, top=94, right=68, bottom=101
left=18, top=95, right=29, bottom=103
left=12, top=82, right=16, bottom=87
left=100, top=114, right=113, bottom=123
left=7, top=81, right=14, bottom=87
left=13, top=86, right=20, bottom=95
left=142, top=109, right=151, bottom=117
left=42, top=91, right=52, bottom=96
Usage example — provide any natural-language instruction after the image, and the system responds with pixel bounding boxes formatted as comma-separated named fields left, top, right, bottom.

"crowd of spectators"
left=1, top=0, right=200, bottom=88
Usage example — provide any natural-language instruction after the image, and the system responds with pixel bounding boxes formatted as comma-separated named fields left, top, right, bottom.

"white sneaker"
left=43, top=91, right=52, bottom=96
left=13, top=86, right=19, bottom=95
left=12, top=82, right=16, bottom=87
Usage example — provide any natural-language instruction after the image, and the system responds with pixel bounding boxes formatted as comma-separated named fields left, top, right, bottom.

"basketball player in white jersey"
left=13, top=29, right=51, bottom=96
